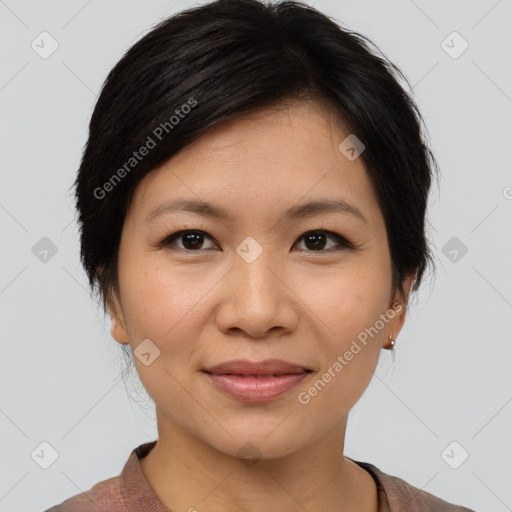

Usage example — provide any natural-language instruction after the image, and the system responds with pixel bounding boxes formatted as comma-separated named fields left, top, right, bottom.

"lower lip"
left=203, top=372, right=310, bottom=403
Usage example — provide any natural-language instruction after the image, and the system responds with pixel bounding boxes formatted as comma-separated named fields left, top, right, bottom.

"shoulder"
left=353, top=459, right=477, bottom=512
left=44, top=441, right=157, bottom=512
left=43, top=475, right=126, bottom=512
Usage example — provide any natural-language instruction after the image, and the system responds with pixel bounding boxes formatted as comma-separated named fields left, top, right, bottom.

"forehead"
left=126, top=99, right=381, bottom=229
left=197, top=98, right=346, bottom=147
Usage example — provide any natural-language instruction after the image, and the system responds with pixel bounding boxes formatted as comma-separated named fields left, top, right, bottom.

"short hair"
left=73, top=0, right=438, bottom=318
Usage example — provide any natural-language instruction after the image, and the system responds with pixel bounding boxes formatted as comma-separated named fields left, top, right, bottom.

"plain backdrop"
left=0, top=0, right=511, bottom=510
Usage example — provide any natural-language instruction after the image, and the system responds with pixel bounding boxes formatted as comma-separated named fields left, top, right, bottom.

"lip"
left=202, top=359, right=313, bottom=403
left=203, top=358, right=312, bottom=376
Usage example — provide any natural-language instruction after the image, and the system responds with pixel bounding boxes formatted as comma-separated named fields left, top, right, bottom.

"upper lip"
left=202, top=359, right=312, bottom=376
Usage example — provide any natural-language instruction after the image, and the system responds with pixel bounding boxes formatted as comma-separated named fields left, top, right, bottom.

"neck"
left=139, top=408, right=378, bottom=512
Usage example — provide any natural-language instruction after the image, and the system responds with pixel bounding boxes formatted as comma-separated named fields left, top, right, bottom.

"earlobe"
left=107, top=296, right=130, bottom=345
left=385, top=272, right=416, bottom=348
left=111, top=317, right=130, bottom=345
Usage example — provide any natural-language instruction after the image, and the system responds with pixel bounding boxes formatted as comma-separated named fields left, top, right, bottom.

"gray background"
left=1, top=0, right=511, bottom=510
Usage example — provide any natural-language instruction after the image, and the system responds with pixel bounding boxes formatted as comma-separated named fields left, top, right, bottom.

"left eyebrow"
left=283, top=198, right=368, bottom=224
left=144, top=197, right=368, bottom=225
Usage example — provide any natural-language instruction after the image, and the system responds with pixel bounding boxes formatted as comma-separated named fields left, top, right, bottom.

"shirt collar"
left=120, top=440, right=170, bottom=511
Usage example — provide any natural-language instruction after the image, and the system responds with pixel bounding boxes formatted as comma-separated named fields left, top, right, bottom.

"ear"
left=98, top=264, right=130, bottom=345
left=106, top=291, right=130, bottom=345
left=387, top=272, right=415, bottom=341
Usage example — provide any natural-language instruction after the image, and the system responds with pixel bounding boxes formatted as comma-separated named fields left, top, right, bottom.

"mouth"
left=202, top=359, right=313, bottom=402
left=202, top=358, right=313, bottom=375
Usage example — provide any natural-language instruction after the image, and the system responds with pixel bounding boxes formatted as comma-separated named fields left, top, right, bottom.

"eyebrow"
left=144, top=197, right=368, bottom=225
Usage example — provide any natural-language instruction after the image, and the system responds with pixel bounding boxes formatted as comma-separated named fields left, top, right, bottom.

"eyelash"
left=157, top=225, right=355, bottom=253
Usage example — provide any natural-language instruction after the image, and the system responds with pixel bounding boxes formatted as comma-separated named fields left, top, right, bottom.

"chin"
left=197, top=420, right=315, bottom=462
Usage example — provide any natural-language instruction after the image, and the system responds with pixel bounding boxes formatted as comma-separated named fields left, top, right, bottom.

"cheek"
left=313, top=255, right=391, bottom=390
left=117, top=254, right=232, bottom=395
left=118, top=262, right=205, bottom=404
left=300, top=297, right=387, bottom=418
left=320, top=253, right=392, bottom=336
left=119, top=251, right=212, bottom=340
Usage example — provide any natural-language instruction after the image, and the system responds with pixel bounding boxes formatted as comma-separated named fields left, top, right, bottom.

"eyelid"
left=293, top=221, right=354, bottom=250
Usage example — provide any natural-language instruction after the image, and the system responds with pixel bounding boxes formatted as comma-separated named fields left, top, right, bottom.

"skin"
left=107, top=98, right=414, bottom=512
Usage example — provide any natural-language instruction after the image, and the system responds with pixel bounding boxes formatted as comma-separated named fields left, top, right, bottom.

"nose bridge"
left=233, top=239, right=281, bottom=305
left=215, top=238, right=294, bottom=337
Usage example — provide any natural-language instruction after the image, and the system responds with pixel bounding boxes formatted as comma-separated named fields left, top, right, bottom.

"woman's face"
left=109, top=99, right=412, bottom=460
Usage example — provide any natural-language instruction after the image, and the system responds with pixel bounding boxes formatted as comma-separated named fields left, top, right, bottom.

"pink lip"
left=203, top=358, right=311, bottom=375
left=202, top=359, right=312, bottom=403
left=204, top=373, right=310, bottom=402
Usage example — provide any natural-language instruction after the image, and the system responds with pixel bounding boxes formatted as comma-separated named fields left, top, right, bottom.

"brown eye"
left=294, top=230, right=352, bottom=251
left=162, top=230, right=217, bottom=251
left=160, top=228, right=353, bottom=253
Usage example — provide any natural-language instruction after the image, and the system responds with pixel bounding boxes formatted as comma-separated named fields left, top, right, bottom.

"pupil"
left=306, top=232, right=326, bottom=250
left=183, top=232, right=203, bottom=250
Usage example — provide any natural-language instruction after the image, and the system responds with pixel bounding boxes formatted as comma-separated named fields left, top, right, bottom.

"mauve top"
left=44, top=440, right=476, bottom=512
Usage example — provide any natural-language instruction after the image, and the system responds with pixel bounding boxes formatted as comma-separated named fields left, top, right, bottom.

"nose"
left=214, top=248, right=299, bottom=339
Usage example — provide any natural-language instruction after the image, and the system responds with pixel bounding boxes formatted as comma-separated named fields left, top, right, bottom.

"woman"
left=46, top=0, right=476, bottom=510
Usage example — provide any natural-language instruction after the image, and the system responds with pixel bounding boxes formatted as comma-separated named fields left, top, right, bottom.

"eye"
left=159, top=229, right=353, bottom=252
left=161, top=230, right=218, bottom=251
left=294, top=230, right=353, bottom=252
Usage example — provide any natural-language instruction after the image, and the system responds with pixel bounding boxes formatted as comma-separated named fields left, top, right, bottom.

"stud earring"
left=383, top=335, right=395, bottom=350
